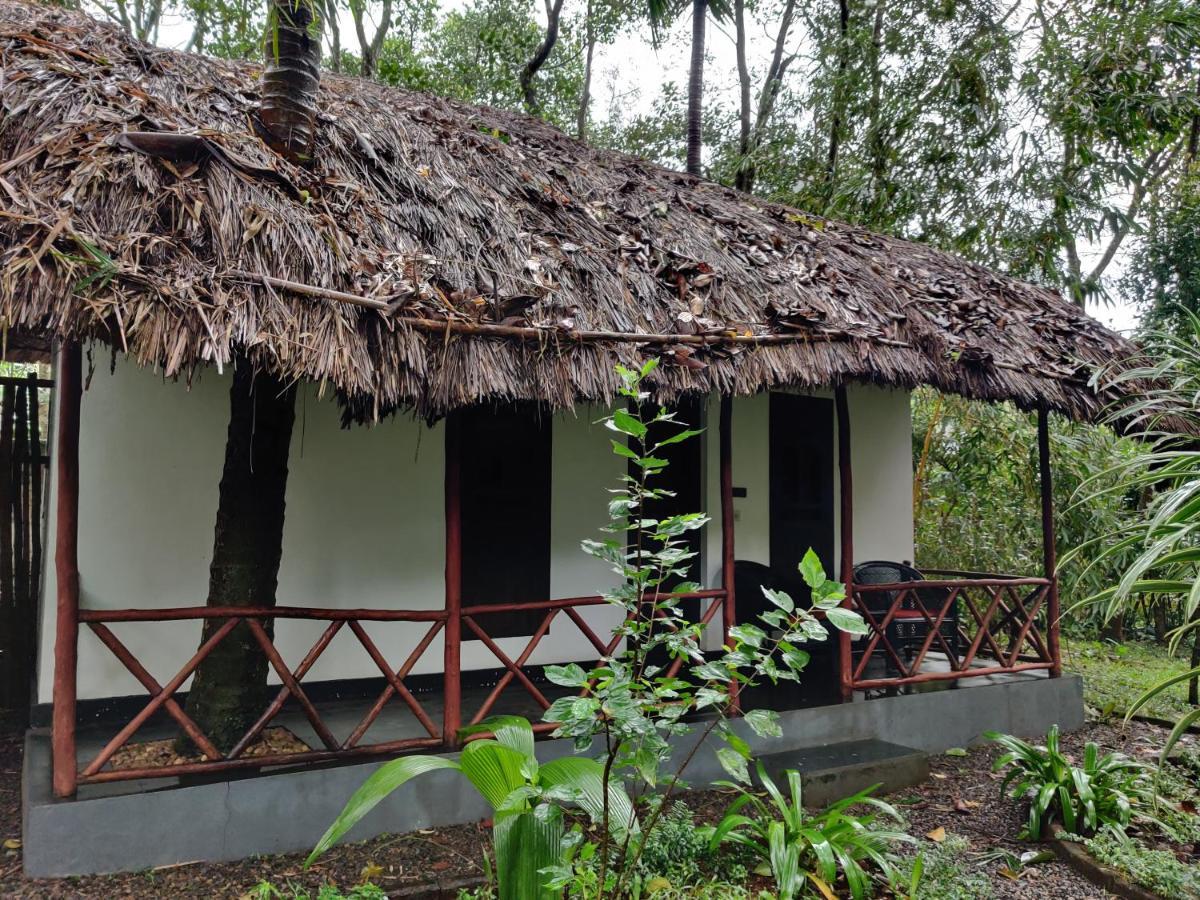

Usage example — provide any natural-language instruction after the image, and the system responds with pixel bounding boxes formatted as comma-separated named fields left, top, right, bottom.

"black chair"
left=852, top=561, right=958, bottom=678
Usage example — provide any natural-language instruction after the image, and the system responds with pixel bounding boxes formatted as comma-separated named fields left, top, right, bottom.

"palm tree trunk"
left=260, top=0, right=322, bottom=162
left=686, top=0, right=706, bottom=177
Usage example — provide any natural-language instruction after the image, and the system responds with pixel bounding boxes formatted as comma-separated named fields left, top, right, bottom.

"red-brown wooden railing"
left=74, top=607, right=447, bottom=784
left=847, top=571, right=1056, bottom=691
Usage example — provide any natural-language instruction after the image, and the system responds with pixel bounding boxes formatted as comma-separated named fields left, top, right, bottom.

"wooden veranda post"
left=52, top=341, right=82, bottom=798
left=835, top=386, right=854, bottom=702
left=443, top=413, right=463, bottom=745
left=719, top=395, right=737, bottom=711
left=1037, top=406, right=1062, bottom=677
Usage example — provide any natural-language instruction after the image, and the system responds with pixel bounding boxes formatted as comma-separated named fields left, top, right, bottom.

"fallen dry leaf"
left=926, top=826, right=946, bottom=842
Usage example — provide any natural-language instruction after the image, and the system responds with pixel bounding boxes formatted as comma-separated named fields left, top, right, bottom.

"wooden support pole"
left=1037, top=406, right=1062, bottom=677
left=835, top=386, right=854, bottom=702
left=443, top=413, right=463, bottom=745
left=719, top=394, right=738, bottom=712
left=52, top=341, right=81, bottom=798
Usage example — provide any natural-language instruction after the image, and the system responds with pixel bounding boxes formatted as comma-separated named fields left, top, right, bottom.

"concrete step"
left=756, top=738, right=928, bottom=808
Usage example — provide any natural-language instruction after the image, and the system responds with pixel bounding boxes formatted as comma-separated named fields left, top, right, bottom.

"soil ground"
left=0, top=710, right=1191, bottom=898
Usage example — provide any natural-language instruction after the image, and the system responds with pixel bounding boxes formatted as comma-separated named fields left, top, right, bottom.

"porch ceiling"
left=0, top=0, right=1147, bottom=422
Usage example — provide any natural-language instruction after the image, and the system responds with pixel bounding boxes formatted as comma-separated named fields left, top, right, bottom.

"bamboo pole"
left=835, top=386, right=854, bottom=703
left=52, top=341, right=81, bottom=798
left=1038, top=406, right=1062, bottom=677
left=443, top=413, right=463, bottom=746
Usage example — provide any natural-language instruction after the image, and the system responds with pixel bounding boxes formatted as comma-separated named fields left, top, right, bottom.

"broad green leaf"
left=459, top=741, right=529, bottom=809
left=307, top=755, right=460, bottom=865
left=824, top=607, right=868, bottom=635
left=494, top=804, right=564, bottom=900
left=745, top=708, right=783, bottom=738
left=539, top=756, right=638, bottom=837
left=799, top=549, right=826, bottom=588
left=610, top=408, right=647, bottom=440
left=717, top=746, right=751, bottom=784
left=458, top=715, right=536, bottom=760
left=543, top=663, right=589, bottom=688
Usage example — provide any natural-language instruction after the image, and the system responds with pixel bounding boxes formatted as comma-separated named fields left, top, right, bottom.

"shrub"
left=708, top=762, right=912, bottom=900
left=248, top=882, right=387, bottom=900
left=629, top=800, right=711, bottom=885
left=987, top=725, right=1152, bottom=838
left=1085, top=830, right=1200, bottom=899
left=898, top=834, right=994, bottom=900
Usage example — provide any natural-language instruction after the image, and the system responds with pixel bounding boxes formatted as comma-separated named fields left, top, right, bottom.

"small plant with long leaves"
left=306, top=716, right=634, bottom=900
left=987, top=725, right=1154, bottom=839
left=706, top=760, right=912, bottom=900
left=542, top=359, right=867, bottom=896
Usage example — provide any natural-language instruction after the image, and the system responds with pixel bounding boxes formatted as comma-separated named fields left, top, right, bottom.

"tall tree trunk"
left=260, top=0, right=322, bottom=162
left=521, top=0, right=567, bottom=117
left=734, top=0, right=796, bottom=194
left=734, top=0, right=752, bottom=192
left=577, top=0, right=596, bottom=141
left=352, top=0, right=392, bottom=77
left=686, top=0, right=707, bottom=177
left=824, top=0, right=851, bottom=199
left=325, top=0, right=342, bottom=73
left=181, top=359, right=298, bottom=753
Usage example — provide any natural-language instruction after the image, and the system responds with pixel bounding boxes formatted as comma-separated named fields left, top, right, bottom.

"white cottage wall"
left=36, top=358, right=911, bottom=703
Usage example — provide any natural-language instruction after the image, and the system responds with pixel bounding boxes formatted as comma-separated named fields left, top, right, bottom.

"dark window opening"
left=455, top=403, right=552, bottom=640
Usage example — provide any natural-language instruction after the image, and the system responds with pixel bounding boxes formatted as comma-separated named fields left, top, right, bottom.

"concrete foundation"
left=22, top=672, right=1083, bottom=877
left=758, top=739, right=930, bottom=807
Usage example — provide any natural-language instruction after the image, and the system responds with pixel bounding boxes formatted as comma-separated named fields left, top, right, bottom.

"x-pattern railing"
left=849, top=575, right=1054, bottom=690
left=75, top=607, right=446, bottom=784
left=462, top=589, right=727, bottom=731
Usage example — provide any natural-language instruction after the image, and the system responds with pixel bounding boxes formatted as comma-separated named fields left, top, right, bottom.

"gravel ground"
left=0, top=714, right=1184, bottom=898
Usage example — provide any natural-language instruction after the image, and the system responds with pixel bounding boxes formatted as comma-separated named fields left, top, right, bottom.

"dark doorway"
left=455, top=403, right=552, bottom=640
left=632, top=396, right=705, bottom=662
left=769, top=393, right=835, bottom=582
left=635, top=395, right=706, bottom=589
left=0, top=369, right=51, bottom=724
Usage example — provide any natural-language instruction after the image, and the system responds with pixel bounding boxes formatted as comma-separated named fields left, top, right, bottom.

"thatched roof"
left=0, top=0, right=1142, bottom=422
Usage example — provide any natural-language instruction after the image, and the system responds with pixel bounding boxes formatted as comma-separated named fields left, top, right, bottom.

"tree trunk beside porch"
left=180, top=357, right=297, bottom=754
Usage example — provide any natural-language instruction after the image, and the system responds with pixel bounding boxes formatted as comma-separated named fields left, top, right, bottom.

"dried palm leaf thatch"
left=0, top=0, right=1143, bottom=423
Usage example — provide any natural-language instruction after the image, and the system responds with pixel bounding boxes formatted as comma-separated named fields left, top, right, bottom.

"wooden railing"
left=847, top=570, right=1056, bottom=691
left=71, top=589, right=728, bottom=784
left=75, top=607, right=447, bottom=784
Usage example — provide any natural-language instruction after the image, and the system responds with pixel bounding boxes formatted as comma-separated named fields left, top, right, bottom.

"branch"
left=520, top=0, right=568, bottom=116
left=1086, top=146, right=1178, bottom=285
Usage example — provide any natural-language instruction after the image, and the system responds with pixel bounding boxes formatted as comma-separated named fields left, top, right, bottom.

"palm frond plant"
left=706, top=760, right=912, bottom=900
left=987, top=725, right=1154, bottom=839
left=306, top=715, right=634, bottom=900
left=1067, top=310, right=1200, bottom=759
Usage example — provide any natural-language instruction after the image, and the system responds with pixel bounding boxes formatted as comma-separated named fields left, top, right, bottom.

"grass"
left=1063, top=638, right=1198, bottom=721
